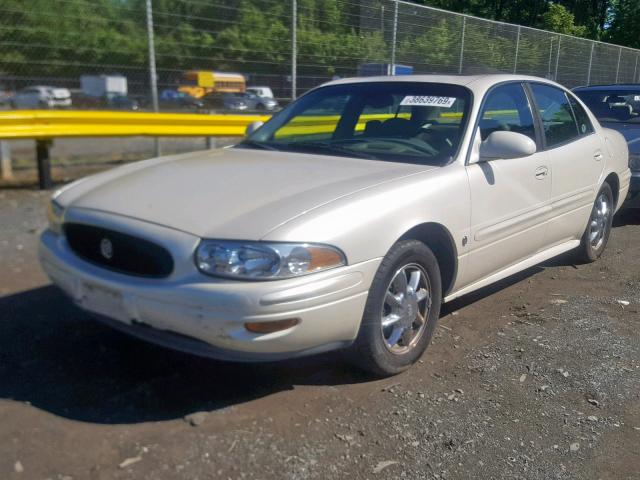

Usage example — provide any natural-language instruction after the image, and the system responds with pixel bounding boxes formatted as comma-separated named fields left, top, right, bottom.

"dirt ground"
left=1, top=184, right=639, bottom=480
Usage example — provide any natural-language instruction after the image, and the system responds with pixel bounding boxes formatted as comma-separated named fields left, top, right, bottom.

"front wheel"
left=351, top=240, right=442, bottom=376
left=576, top=183, right=614, bottom=263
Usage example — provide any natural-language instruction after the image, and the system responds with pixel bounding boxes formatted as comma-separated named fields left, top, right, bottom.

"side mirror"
left=479, top=131, right=536, bottom=161
left=245, top=121, right=264, bottom=137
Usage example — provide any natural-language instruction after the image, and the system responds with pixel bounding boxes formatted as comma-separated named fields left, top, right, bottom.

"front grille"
left=64, top=223, right=173, bottom=278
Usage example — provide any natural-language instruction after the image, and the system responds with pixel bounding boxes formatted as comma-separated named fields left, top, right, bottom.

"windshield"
left=239, top=82, right=471, bottom=165
left=574, top=89, right=640, bottom=123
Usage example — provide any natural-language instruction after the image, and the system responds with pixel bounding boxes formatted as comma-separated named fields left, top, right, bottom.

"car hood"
left=600, top=121, right=640, bottom=154
left=58, top=147, right=433, bottom=239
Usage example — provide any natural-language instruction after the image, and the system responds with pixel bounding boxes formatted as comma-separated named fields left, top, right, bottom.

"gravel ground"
left=0, top=186, right=639, bottom=480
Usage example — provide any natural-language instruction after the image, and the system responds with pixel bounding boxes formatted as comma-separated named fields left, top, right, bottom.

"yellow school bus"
left=178, top=71, right=246, bottom=98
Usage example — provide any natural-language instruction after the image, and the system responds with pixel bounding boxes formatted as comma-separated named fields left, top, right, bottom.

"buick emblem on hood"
left=100, top=238, right=113, bottom=260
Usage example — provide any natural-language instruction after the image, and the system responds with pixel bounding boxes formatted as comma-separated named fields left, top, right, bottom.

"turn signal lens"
left=307, top=246, right=344, bottom=271
left=47, top=199, right=65, bottom=235
left=244, top=318, right=299, bottom=334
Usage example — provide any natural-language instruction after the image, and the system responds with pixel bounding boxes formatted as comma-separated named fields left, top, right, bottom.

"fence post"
left=36, top=140, right=53, bottom=190
left=0, top=141, right=12, bottom=180
left=390, top=0, right=398, bottom=74
left=615, top=47, right=622, bottom=83
left=513, top=25, right=521, bottom=74
left=291, top=0, right=297, bottom=99
left=634, top=54, right=639, bottom=83
left=548, top=38, right=554, bottom=79
left=145, top=0, right=161, bottom=157
left=554, top=36, right=561, bottom=81
left=587, top=42, right=594, bottom=85
left=458, top=17, right=466, bottom=74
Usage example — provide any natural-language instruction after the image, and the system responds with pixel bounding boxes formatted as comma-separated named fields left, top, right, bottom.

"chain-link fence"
left=1, top=0, right=639, bottom=112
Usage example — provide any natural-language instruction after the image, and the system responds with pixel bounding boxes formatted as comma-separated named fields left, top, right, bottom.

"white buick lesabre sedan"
left=40, top=75, right=631, bottom=375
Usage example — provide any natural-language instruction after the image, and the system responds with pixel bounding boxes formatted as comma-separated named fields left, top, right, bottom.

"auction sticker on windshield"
left=400, top=96, right=456, bottom=108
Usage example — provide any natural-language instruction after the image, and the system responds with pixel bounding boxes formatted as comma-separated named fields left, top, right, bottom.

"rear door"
left=464, top=82, right=551, bottom=286
left=528, top=83, right=604, bottom=245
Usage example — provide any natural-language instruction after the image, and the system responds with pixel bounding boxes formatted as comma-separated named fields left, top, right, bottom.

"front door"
left=464, top=83, right=552, bottom=287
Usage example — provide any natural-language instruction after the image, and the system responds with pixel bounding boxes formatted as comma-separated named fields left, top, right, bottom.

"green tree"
left=606, top=0, right=640, bottom=48
left=396, top=18, right=461, bottom=73
left=541, top=3, right=587, bottom=36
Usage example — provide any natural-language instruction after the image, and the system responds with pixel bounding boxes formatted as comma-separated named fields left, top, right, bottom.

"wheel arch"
left=397, top=222, right=458, bottom=296
left=603, top=172, right=620, bottom=209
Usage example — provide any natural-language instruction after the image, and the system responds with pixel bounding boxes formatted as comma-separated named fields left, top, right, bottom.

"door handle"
left=594, top=152, right=604, bottom=161
left=534, top=166, right=549, bottom=179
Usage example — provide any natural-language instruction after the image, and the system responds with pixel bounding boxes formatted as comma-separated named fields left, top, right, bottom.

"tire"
left=576, top=182, right=614, bottom=263
left=351, top=240, right=442, bottom=376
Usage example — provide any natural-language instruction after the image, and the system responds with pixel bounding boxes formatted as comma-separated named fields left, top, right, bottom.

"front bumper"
left=49, top=98, right=72, bottom=107
left=39, top=224, right=380, bottom=362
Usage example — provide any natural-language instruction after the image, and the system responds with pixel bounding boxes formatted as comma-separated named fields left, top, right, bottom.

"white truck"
left=80, top=75, right=127, bottom=97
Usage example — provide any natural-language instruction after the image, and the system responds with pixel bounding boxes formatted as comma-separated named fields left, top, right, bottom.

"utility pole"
left=391, top=0, right=398, bottom=74
left=513, top=25, right=521, bottom=74
left=291, top=0, right=297, bottom=100
left=459, top=17, right=466, bottom=74
left=587, top=42, right=594, bottom=85
left=145, top=0, right=161, bottom=157
left=554, top=36, right=561, bottom=81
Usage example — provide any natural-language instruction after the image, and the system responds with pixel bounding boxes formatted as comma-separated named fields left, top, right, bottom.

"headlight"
left=195, top=241, right=346, bottom=280
left=629, top=153, right=640, bottom=171
left=47, top=199, right=64, bottom=235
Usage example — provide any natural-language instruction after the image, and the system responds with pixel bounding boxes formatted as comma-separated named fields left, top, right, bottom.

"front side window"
left=242, top=82, right=471, bottom=166
left=478, top=83, right=536, bottom=142
left=530, top=83, right=580, bottom=148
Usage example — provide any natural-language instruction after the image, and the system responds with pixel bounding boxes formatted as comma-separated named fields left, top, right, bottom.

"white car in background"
left=11, top=85, right=72, bottom=109
left=40, top=75, right=630, bottom=375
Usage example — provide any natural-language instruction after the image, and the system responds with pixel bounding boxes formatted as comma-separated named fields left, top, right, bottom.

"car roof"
left=573, top=84, right=640, bottom=91
left=321, top=74, right=563, bottom=94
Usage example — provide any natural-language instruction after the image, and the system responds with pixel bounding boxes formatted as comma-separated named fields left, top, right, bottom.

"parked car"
left=246, top=86, right=275, bottom=99
left=71, top=93, right=139, bottom=111
left=107, top=95, right=139, bottom=111
left=573, top=84, right=640, bottom=201
left=40, top=75, right=630, bottom=375
left=11, top=85, right=72, bottom=109
left=201, top=92, right=248, bottom=111
left=235, top=91, right=279, bottom=111
left=158, top=89, right=204, bottom=111
left=0, top=86, right=12, bottom=109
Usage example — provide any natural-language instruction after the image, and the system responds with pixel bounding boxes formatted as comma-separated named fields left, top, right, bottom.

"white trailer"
left=80, top=75, right=127, bottom=97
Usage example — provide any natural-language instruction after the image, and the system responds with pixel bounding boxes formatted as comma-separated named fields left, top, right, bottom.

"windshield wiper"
left=284, top=141, right=378, bottom=159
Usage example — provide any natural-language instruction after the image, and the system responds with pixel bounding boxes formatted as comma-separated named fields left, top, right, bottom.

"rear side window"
left=567, top=94, right=594, bottom=136
left=530, top=83, right=580, bottom=148
left=478, top=83, right=536, bottom=142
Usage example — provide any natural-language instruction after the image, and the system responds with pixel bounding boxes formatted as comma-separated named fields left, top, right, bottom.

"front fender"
left=262, top=164, right=470, bottom=266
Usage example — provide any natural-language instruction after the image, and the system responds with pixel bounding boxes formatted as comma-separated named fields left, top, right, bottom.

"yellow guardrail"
left=0, top=110, right=271, bottom=140
left=0, top=109, right=272, bottom=188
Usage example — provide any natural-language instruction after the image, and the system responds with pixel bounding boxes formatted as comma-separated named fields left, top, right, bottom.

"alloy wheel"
left=589, top=192, right=611, bottom=250
left=380, top=263, right=431, bottom=355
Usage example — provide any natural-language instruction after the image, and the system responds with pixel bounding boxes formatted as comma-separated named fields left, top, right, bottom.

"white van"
left=246, top=86, right=275, bottom=99
left=11, top=86, right=72, bottom=109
